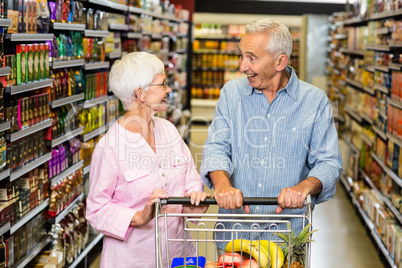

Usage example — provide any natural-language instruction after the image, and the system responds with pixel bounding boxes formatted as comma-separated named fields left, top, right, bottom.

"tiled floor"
left=88, top=126, right=388, bottom=267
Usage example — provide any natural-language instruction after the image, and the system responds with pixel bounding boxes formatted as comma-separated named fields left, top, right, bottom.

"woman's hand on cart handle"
left=276, top=177, right=322, bottom=213
left=131, top=189, right=168, bottom=227
left=182, top=191, right=211, bottom=214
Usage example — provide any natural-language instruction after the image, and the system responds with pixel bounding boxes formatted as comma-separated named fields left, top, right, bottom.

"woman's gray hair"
left=109, top=52, right=165, bottom=110
left=245, top=19, right=293, bottom=59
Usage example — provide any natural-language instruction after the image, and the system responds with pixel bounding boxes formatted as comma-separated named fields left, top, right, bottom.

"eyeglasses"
left=149, top=79, right=168, bottom=90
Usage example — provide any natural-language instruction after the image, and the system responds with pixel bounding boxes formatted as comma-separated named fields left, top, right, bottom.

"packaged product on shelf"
left=4, top=236, right=13, bottom=267
left=61, top=0, right=69, bottom=22
left=16, top=44, right=24, bottom=84
left=27, top=44, right=34, bottom=81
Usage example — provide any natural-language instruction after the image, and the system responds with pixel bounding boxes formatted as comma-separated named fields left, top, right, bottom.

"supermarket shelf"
left=0, top=121, right=10, bottom=133
left=15, top=236, right=52, bottom=268
left=374, top=27, right=390, bottom=35
left=69, top=233, right=104, bottom=268
left=0, top=168, right=10, bottom=182
left=50, top=93, right=85, bottom=108
left=50, top=126, right=84, bottom=148
left=84, top=61, right=110, bottom=70
left=52, top=59, right=85, bottom=69
left=5, top=119, right=52, bottom=142
left=340, top=48, right=364, bottom=57
left=51, top=160, right=84, bottom=186
left=108, top=51, right=122, bottom=59
left=365, top=44, right=390, bottom=52
left=6, top=33, right=53, bottom=41
left=50, top=193, right=84, bottom=224
left=0, top=222, right=10, bottom=237
left=351, top=193, right=397, bottom=268
left=125, top=32, right=142, bottom=39
left=52, top=22, right=86, bottom=31
left=374, top=64, right=390, bottom=73
left=128, top=6, right=183, bottom=23
left=387, top=132, right=402, bottom=149
left=334, top=34, right=347, bottom=39
left=360, top=169, right=402, bottom=225
left=345, top=106, right=362, bottom=124
left=10, top=198, right=50, bottom=234
left=388, top=98, right=402, bottom=110
left=362, top=86, right=375, bottom=95
left=389, top=62, right=402, bottom=70
left=360, top=113, right=374, bottom=125
left=83, top=95, right=109, bottom=108
left=83, top=165, right=90, bottom=175
left=361, top=133, right=373, bottom=147
left=374, top=83, right=390, bottom=94
left=109, top=23, right=129, bottom=31
left=10, top=152, right=52, bottom=182
left=84, top=30, right=110, bottom=37
left=88, top=0, right=128, bottom=11
left=342, top=136, right=360, bottom=155
left=81, top=124, right=109, bottom=142
left=0, top=67, right=10, bottom=76
left=372, top=125, right=387, bottom=141
left=0, top=18, right=11, bottom=27
left=340, top=174, right=352, bottom=192
left=345, top=77, right=363, bottom=90
left=4, top=79, right=53, bottom=95
left=371, top=152, right=402, bottom=188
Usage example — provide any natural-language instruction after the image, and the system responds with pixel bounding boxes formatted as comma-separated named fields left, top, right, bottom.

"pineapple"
left=276, top=223, right=317, bottom=268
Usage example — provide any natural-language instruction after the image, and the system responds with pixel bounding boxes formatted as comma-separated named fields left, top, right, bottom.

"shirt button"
left=261, top=160, right=265, bottom=165
left=162, top=174, right=165, bottom=177
left=267, top=114, right=270, bottom=118
left=165, top=183, right=167, bottom=186
left=264, top=137, right=268, bottom=141
left=256, top=206, right=260, bottom=210
left=158, top=165, right=161, bottom=168
left=258, top=183, right=262, bottom=187
left=293, top=127, right=296, bottom=131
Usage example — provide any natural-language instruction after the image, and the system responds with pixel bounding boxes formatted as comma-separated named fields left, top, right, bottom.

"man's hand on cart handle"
left=276, top=177, right=322, bottom=213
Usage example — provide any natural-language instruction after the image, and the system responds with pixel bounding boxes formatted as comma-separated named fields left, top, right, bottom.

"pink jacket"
left=86, top=118, right=204, bottom=268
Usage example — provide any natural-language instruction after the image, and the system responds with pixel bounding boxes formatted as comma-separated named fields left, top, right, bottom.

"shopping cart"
left=154, top=196, right=312, bottom=268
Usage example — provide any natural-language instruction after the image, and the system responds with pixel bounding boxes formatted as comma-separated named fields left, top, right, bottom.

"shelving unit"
left=83, top=95, right=109, bottom=109
left=10, top=152, right=52, bottom=182
left=15, top=236, right=52, bottom=268
left=48, top=193, right=84, bottom=224
left=52, top=59, right=86, bottom=69
left=4, top=79, right=53, bottom=95
left=50, top=93, right=85, bottom=108
left=52, top=22, right=86, bottom=31
left=5, top=33, right=53, bottom=41
left=10, top=198, right=50, bottom=234
left=0, top=67, right=10, bottom=76
left=328, top=10, right=402, bottom=267
left=50, top=160, right=84, bottom=186
left=5, top=120, right=52, bottom=142
left=49, top=126, right=85, bottom=148
left=69, top=233, right=104, bottom=268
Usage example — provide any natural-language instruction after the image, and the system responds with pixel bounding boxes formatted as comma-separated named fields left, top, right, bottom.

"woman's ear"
left=134, top=87, right=142, bottom=100
left=276, top=54, right=289, bottom=72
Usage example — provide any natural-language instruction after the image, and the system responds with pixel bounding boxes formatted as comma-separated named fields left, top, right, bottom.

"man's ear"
left=276, top=54, right=289, bottom=72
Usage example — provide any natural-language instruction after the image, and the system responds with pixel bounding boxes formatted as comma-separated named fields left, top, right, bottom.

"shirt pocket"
left=123, top=169, right=152, bottom=183
left=167, top=157, right=188, bottom=175
left=276, top=127, right=308, bottom=158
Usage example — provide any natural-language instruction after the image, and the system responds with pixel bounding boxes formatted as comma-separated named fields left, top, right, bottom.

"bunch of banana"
left=224, top=239, right=284, bottom=268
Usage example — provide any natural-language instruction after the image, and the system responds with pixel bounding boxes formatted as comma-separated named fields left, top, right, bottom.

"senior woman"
left=86, top=52, right=210, bottom=268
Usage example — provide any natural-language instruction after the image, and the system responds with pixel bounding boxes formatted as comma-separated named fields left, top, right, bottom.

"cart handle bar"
left=160, top=197, right=279, bottom=206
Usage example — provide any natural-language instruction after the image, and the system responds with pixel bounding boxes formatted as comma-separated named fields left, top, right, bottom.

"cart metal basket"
left=155, top=196, right=312, bottom=268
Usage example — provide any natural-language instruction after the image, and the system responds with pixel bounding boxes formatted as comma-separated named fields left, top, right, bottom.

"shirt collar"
left=243, top=66, right=299, bottom=101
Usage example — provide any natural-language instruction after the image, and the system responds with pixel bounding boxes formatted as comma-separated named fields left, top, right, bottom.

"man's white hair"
left=245, top=19, right=293, bottom=59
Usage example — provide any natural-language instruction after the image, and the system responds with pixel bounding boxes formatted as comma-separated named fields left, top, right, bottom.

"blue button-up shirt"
left=200, top=66, right=343, bottom=246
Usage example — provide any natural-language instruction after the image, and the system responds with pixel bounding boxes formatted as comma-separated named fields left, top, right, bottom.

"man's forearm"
left=300, top=177, right=323, bottom=195
left=209, top=170, right=231, bottom=190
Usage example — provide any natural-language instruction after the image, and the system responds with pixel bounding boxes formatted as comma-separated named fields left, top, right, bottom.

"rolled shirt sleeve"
left=86, top=146, right=136, bottom=241
left=306, top=98, right=343, bottom=204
